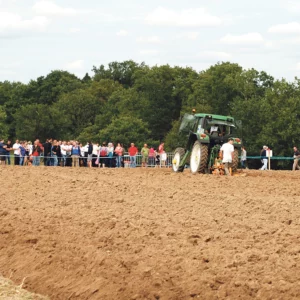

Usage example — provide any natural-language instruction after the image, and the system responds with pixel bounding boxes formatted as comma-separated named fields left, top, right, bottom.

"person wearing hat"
left=260, top=145, right=268, bottom=170
left=220, top=138, right=235, bottom=175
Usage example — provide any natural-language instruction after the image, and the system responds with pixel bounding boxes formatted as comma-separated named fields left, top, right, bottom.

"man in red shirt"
left=128, top=143, right=138, bottom=168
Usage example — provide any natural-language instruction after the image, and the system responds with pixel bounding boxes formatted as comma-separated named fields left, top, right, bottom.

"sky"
left=1, top=0, right=300, bottom=83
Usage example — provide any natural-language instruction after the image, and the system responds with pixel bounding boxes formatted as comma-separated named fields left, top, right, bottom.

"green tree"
left=98, top=116, right=154, bottom=149
left=0, top=106, right=9, bottom=139
left=14, top=104, right=62, bottom=141
left=54, top=89, right=102, bottom=139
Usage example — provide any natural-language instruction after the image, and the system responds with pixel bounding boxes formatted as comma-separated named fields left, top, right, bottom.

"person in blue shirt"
left=19, top=141, right=26, bottom=166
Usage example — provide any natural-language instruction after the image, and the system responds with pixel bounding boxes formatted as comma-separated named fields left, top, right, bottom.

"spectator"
left=79, top=143, right=85, bottom=167
left=0, top=139, right=7, bottom=166
left=241, top=146, right=247, bottom=169
left=260, top=145, right=268, bottom=170
left=155, top=150, right=160, bottom=167
left=92, top=143, right=100, bottom=167
left=115, top=143, right=123, bottom=168
left=71, top=141, right=81, bottom=167
left=148, top=146, right=155, bottom=167
left=141, top=144, right=149, bottom=167
left=13, top=139, right=21, bottom=166
left=87, top=141, right=93, bottom=168
left=99, top=142, right=108, bottom=168
left=158, top=142, right=164, bottom=153
left=220, top=138, right=235, bottom=176
left=292, top=146, right=300, bottom=171
left=32, top=139, right=43, bottom=166
left=65, top=141, right=72, bottom=167
left=51, top=140, right=59, bottom=167
left=19, top=141, right=26, bottom=166
left=107, top=142, right=114, bottom=168
left=128, top=143, right=138, bottom=168
left=5, top=140, right=12, bottom=165
left=43, top=139, right=52, bottom=166
left=23, top=141, right=30, bottom=166
left=161, top=150, right=167, bottom=167
left=60, top=141, right=68, bottom=166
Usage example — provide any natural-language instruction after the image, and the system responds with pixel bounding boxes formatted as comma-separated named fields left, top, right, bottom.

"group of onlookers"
left=0, top=138, right=167, bottom=168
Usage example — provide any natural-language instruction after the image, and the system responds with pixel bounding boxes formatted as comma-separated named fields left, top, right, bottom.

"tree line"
left=0, top=60, right=299, bottom=167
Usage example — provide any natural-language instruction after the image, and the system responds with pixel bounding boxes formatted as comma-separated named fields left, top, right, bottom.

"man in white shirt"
left=220, top=138, right=235, bottom=176
left=13, top=139, right=21, bottom=166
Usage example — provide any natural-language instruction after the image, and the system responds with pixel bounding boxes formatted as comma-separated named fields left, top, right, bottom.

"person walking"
left=260, top=146, right=268, bottom=170
left=241, top=146, right=247, bottom=169
left=220, top=138, right=235, bottom=175
left=292, top=146, right=300, bottom=171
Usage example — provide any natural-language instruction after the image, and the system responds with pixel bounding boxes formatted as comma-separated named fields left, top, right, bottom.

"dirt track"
left=0, top=167, right=300, bottom=300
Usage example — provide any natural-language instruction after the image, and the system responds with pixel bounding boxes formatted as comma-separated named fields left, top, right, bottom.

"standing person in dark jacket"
left=87, top=141, right=93, bottom=168
left=292, top=146, right=300, bottom=171
left=43, top=139, right=52, bottom=166
left=0, top=139, right=7, bottom=166
left=51, top=140, right=59, bottom=167
left=5, top=140, right=12, bottom=165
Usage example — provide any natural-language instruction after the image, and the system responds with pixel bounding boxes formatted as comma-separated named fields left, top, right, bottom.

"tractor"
left=172, top=112, right=242, bottom=174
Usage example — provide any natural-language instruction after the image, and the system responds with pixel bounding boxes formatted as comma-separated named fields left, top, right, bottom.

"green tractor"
left=172, top=112, right=242, bottom=174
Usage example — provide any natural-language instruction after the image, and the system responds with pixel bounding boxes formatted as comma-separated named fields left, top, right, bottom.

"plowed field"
left=1, top=167, right=300, bottom=299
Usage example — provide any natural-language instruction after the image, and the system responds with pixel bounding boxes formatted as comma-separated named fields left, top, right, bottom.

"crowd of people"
left=0, top=138, right=168, bottom=168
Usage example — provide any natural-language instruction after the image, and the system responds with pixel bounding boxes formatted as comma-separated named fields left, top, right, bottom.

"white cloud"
left=137, top=36, right=161, bottom=43
left=139, top=49, right=160, bottom=56
left=268, top=22, right=300, bottom=34
left=116, top=30, right=128, bottom=36
left=176, top=31, right=199, bottom=40
left=197, top=51, right=232, bottom=61
left=280, top=37, right=300, bottom=45
left=185, top=32, right=199, bottom=40
left=220, top=32, right=264, bottom=45
left=64, top=60, right=85, bottom=71
left=285, top=1, right=300, bottom=14
left=69, top=28, right=81, bottom=33
left=32, top=0, right=79, bottom=16
left=145, top=6, right=222, bottom=27
left=296, top=63, right=300, bottom=70
left=0, top=12, right=49, bottom=35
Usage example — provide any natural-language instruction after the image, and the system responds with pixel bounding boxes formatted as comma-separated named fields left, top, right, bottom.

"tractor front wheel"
left=190, top=141, right=208, bottom=174
left=172, top=147, right=185, bottom=172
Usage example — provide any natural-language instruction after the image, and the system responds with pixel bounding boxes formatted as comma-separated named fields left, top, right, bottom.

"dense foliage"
left=1, top=60, right=299, bottom=164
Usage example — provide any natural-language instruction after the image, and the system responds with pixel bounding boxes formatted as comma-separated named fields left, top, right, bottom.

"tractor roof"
left=194, top=113, right=234, bottom=122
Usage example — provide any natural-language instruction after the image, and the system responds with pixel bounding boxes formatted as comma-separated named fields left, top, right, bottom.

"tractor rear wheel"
left=232, top=148, right=239, bottom=172
left=172, top=147, right=185, bottom=172
left=190, top=141, right=208, bottom=174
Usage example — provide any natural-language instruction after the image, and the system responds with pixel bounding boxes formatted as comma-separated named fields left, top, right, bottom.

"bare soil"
left=0, top=167, right=300, bottom=300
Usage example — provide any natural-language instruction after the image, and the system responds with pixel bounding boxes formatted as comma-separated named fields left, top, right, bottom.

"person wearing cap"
left=260, top=145, right=268, bottom=170
left=220, top=138, right=235, bottom=175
